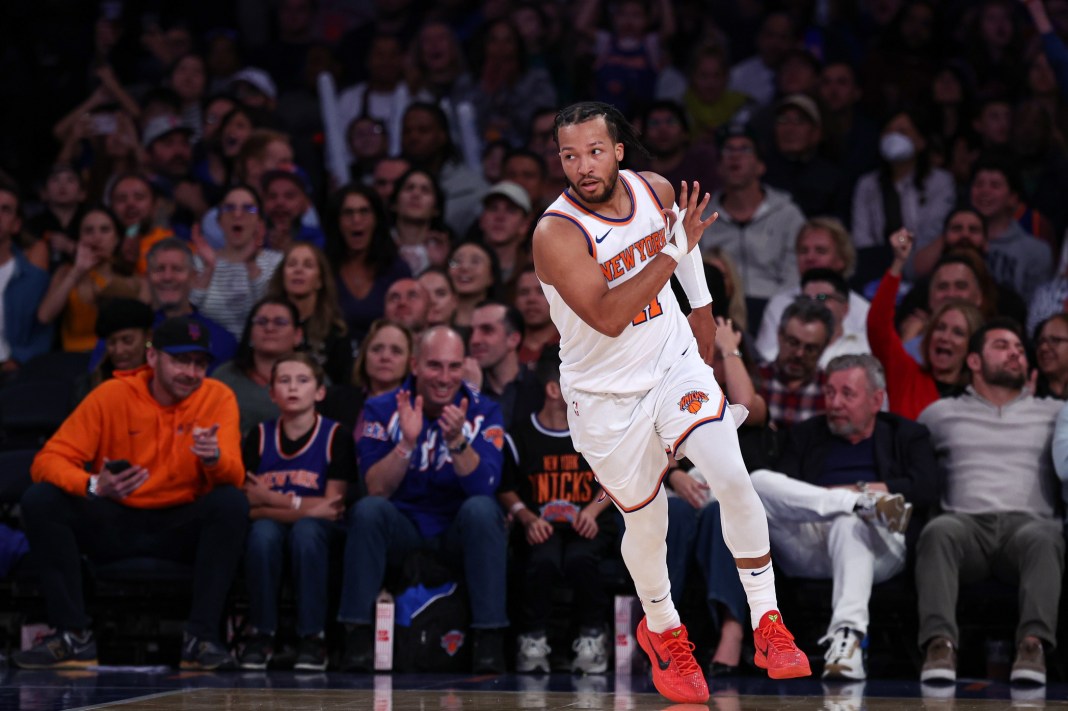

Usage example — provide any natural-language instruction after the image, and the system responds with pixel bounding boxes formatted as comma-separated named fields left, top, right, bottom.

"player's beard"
left=566, top=165, right=619, bottom=204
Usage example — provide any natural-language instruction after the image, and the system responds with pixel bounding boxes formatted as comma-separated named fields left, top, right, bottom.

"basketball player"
left=532, top=102, right=811, bottom=703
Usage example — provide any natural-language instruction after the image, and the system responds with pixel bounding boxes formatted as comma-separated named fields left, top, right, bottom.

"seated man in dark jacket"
left=695, top=353, right=938, bottom=681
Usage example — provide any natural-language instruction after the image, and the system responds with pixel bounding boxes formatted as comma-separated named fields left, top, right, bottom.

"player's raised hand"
left=678, top=181, right=718, bottom=252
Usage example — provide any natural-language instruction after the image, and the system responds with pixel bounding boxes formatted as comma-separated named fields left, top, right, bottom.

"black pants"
left=20, top=482, right=249, bottom=640
left=517, top=521, right=616, bottom=633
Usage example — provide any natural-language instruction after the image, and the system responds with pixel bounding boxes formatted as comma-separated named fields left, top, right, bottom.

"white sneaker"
left=571, top=630, right=608, bottom=674
left=820, top=627, right=866, bottom=680
left=516, top=633, right=551, bottom=673
left=856, top=491, right=913, bottom=533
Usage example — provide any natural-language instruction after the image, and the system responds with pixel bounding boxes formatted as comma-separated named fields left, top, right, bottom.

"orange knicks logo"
left=678, top=391, right=710, bottom=414
left=482, top=425, right=505, bottom=450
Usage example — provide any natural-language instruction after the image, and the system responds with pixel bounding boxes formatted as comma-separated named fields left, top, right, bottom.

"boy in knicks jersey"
left=499, top=348, right=617, bottom=675
left=532, top=102, right=811, bottom=703
left=238, top=352, right=355, bottom=672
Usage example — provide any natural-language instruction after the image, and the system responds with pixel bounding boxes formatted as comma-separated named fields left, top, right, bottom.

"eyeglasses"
left=220, top=203, right=259, bottom=215
left=781, top=334, right=824, bottom=357
left=1037, top=335, right=1068, bottom=348
left=252, top=316, right=292, bottom=329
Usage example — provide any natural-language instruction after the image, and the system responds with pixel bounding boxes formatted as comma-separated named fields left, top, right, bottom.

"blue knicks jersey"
left=256, top=415, right=340, bottom=497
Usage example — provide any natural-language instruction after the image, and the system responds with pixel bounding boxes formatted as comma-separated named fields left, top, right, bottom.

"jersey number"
left=631, top=297, right=663, bottom=326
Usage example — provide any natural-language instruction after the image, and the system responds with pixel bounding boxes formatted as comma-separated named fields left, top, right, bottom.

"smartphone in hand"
left=104, top=459, right=132, bottom=475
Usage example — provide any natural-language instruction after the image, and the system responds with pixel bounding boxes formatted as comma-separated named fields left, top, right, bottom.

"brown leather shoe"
left=920, top=637, right=956, bottom=683
left=1010, top=637, right=1046, bottom=685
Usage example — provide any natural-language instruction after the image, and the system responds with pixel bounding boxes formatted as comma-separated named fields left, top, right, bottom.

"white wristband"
left=292, top=495, right=302, bottom=510
left=660, top=240, right=684, bottom=263
left=509, top=501, right=527, bottom=517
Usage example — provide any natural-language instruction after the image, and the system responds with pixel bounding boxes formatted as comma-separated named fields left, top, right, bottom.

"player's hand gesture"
left=676, top=181, right=718, bottom=253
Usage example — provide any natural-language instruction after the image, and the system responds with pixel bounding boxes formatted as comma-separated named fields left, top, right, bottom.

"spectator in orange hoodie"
left=14, top=316, right=248, bottom=671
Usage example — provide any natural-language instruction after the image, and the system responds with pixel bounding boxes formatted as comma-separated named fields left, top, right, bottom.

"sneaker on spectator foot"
left=820, top=627, right=866, bottom=680
left=635, top=616, right=709, bottom=704
left=181, top=632, right=237, bottom=671
left=753, top=610, right=812, bottom=679
left=516, top=632, right=551, bottom=673
left=856, top=491, right=913, bottom=533
left=340, top=625, right=374, bottom=673
left=920, top=637, right=956, bottom=683
left=238, top=633, right=273, bottom=670
left=294, top=634, right=328, bottom=672
left=1010, top=637, right=1046, bottom=685
left=13, top=630, right=97, bottom=669
left=571, top=628, right=608, bottom=674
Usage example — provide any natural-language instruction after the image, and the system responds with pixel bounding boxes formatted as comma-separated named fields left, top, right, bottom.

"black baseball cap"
left=150, top=316, right=213, bottom=358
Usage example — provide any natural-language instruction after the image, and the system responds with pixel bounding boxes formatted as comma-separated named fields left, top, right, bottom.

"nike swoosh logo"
left=595, top=228, right=612, bottom=243
left=650, top=593, right=669, bottom=603
left=650, top=643, right=671, bottom=670
left=750, top=566, right=771, bottom=577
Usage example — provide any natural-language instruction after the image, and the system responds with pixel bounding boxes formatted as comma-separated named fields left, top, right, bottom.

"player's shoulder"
left=633, top=170, right=675, bottom=209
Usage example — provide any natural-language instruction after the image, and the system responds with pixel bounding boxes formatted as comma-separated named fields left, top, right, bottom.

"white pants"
left=750, top=469, right=907, bottom=636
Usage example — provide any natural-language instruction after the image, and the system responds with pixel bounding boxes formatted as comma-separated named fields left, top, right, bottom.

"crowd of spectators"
left=6, top=0, right=1068, bottom=684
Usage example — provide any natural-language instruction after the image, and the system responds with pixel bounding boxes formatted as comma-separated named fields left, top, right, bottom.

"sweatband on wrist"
left=509, top=501, right=526, bottom=517
left=660, top=240, right=684, bottom=263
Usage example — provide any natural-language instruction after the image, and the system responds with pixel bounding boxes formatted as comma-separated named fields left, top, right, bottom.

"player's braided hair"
left=552, top=101, right=651, bottom=164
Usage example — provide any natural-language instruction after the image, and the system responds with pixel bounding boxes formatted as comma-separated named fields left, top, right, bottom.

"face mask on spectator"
left=879, top=132, right=915, bottom=163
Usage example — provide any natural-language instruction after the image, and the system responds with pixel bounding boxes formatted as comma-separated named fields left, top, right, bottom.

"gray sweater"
left=918, top=387, right=1062, bottom=518
left=700, top=185, right=806, bottom=301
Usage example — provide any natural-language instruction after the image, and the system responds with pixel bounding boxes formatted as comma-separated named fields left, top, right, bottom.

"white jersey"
left=539, top=170, right=693, bottom=395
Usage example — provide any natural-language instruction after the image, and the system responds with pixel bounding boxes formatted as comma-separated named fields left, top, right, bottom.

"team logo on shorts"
left=441, top=630, right=465, bottom=656
left=678, top=390, right=710, bottom=414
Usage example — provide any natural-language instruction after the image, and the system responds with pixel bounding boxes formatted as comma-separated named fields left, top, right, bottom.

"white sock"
left=739, top=563, right=778, bottom=629
left=618, top=489, right=681, bottom=633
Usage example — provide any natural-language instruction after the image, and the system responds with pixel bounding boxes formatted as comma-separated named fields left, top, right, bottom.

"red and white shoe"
left=753, top=610, right=812, bottom=679
left=635, top=616, right=709, bottom=704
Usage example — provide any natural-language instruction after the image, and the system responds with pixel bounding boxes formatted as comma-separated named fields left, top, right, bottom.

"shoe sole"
left=239, top=661, right=268, bottom=671
left=1010, top=669, right=1046, bottom=685
left=635, top=620, right=710, bottom=704
left=754, top=649, right=813, bottom=679
left=14, top=659, right=97, bottom=670
left=919, top=669, right=956, bottom=683
left=516, top=662, right=550, bottom=673
left=571, top=662, right=608, bottom=674
left=294, top=662, right=328, bottom=672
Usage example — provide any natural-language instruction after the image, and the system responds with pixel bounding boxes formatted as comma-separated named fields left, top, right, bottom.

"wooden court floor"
left=4, top=671, right=1068, bottom=711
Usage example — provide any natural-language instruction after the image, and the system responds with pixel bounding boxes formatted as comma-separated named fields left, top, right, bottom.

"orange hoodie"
left=32, top=366, right=244, bottom=508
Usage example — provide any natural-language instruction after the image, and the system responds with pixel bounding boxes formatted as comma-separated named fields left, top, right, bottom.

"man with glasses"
left=14, top=317, right=248, bottom=671
left=800, top=268, right=871, bottom=368
left=758, top=298, right=833, bottom=429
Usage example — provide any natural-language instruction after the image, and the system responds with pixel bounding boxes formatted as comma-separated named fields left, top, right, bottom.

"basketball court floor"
left=0, top=669, right=1064, bottom=710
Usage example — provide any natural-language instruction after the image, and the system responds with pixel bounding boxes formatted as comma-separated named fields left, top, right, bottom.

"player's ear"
left=615, top=142, right=624, bottom=162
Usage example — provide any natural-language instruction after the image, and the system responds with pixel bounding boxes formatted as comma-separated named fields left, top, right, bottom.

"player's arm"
left=533, top=183, right=715, bottom=337
left=644, top=172, right=717, bottom=362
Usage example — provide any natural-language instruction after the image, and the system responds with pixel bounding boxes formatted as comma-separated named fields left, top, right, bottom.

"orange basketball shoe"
left=635, top=617, right=709, bottom=704
left=753, top=610, right=812, bottom=679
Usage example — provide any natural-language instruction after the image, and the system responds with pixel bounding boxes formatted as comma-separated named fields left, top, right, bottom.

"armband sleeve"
left=669, top=202, right=713, bottom=309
